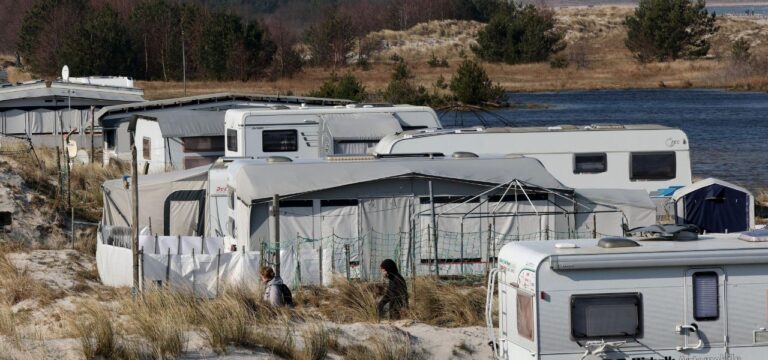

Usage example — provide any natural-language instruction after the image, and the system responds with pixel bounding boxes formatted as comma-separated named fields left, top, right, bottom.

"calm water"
left=709, top=5, right=768, bottom=15
left=439, top=89, right=768, bottom=191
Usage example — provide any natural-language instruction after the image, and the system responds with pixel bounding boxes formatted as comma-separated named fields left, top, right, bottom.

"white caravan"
left=224, top=105, right=441, bottom=159
left=487, top=230, right=768, bottom=360
left=372, top=124, right=692, bottom=193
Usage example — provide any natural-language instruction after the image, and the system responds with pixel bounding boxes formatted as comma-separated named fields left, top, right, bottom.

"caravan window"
left=571, top=293, right=642, bottom=340
left=226, top=129, right=238, bottom=152
left=693, top=272, right=719, bottom=321
left=263, top=130, right=298, bottom=152
left=630, top=152, right=676, bottom=180
left=517, top=293, right=534, bottom=340
left=142, top=137, right=151, bottom=160
left=574, top=153, right=607, bottom=174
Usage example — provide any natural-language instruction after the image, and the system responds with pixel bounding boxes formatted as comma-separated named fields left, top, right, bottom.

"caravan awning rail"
left=550, top=248, right=768, bottom=270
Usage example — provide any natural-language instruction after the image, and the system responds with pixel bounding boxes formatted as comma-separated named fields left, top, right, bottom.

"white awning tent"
left=102, top=164, right=211, bottom=237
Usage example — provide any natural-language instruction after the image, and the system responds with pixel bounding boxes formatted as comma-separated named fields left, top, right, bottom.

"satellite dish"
left=62, top=65, right=69, bottom=82
left=67, top=139, right=77, bottom=158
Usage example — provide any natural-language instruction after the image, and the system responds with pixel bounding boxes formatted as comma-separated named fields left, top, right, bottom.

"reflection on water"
left=439, top=89, right=768, bottom=191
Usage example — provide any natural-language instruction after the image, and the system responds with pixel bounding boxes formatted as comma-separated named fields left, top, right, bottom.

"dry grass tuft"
left=72, top=301, right=117, bottom=359
left=409, top=277, right=485, bottom=327
left=297, top=323, right=341, bottom=360
left=0, top=248, right=56, bottom=305
left=196, top=291, right=264, bottom=354
left=345, top=328, right=425, bottom=360
left=321, top=278, right=380, bottom=323
left=123, top=287, right=191, bottom=358
left=0, top=302, right=19, bottom=346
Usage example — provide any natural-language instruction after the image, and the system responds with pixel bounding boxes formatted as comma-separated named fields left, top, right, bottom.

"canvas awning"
left=575, top=188, right=657, bottom=229
left=320, top=113, right=403, bottom=141
left=137, top=110, right=225, bottom=138
left=228, top=157, right=570, bottom=203
left=102, top=165, right=211, bottom=236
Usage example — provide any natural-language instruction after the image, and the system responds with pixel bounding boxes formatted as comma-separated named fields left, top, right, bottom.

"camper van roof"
left=225, top=105, right=437, bottom=119
left=498, top=233, right=768, bottom=274
left=390, top=124, right=676, bottom=138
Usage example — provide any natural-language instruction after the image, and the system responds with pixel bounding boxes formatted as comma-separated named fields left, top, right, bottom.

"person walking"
left=260, top=266, right=293, bottom=307
left=377, top=259, right=408, bottom=320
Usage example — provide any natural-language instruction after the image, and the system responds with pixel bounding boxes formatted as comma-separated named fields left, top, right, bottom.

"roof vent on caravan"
left=505, top=154, right=524, bottom=159
left=267, top=156, right=293, bottom=164
left=269, top=105, right=289, bottom=110
left=739, top=229, right=768, bottom=242
left=597, top=237, right=640, bottom=248
left=586, top=123, right=625, bottom=130
left=452, top=151, right=479, bottom=159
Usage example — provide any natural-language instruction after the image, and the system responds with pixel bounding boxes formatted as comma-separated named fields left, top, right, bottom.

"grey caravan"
left=487, top=232, right=768, bottom=360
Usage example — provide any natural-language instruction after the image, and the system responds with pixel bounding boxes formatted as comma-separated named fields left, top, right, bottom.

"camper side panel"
left=725, top=263, right=768, bottom=350
left=134, top=119, right=166, bottom=174
left=537, top=266, right=684, bottom=356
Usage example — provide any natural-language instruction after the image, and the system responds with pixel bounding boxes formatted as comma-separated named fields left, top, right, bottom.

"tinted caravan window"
left=571, top=293, right=642, bottom=340
left=226, top=129, right=238, bottom=152
left=263, top=130, right=298, bottom=152
left=693, top=272, right=719, bottom=321
left=517, top=293, right=534, bottom=340
left=574, top=153, right=607, bottom=174
left=630, top=152, right=676, bottom=180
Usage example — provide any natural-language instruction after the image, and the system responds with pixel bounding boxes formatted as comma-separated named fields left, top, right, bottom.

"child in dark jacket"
left=377, top=259, right=409, bottom=320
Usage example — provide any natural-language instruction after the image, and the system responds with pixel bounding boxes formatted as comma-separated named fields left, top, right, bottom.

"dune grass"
left=345, top=328, right=426, bottom=360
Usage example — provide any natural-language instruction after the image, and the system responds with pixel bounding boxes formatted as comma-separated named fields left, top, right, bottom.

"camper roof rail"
left=587, top=123, right=626, bottom=130
left=374, top=153, right=445, bottom=159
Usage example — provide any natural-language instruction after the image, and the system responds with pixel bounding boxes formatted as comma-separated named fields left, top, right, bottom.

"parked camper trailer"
left=487, top=231, right=768, bottom=360
left=224, top=105, right=441, bottom=159
left=372, top=124, right=692, bottom=193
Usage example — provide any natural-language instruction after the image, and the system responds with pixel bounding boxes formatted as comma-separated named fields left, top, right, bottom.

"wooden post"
left=215, top=249, right=221, bottom=297
left=428, top=181, right=439, bottom=277
left=89, top=106, right=95, bottom=164
left=344, top=244, right=351, bottom=281
left=460, top=219, right=464, bottom=276
left=130, top=129, right=140, bottom=293
left=592, top=214, right=598, bottom=239
left=55, top=147, right=62, bottom=198
left=272, top=194, right=280, bottom=276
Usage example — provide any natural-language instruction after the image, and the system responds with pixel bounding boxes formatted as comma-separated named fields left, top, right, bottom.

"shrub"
left=308, top=72, right=367, bottom=102
left=549, top=54, right=569, bottom=69
left=472, top=4, right=564, bottom=64
left=383, top=61, right=433, bottom=105
left=449, top=59, right=505, bottom=105
left=625, top=0, right=718, bottom=62
left=427, top=52, right=449, bottom=68
left=731, top=38, right=751, bottom=64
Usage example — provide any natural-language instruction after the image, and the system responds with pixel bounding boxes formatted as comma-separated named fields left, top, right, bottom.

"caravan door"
left=680, top=268, right=727, bottom=353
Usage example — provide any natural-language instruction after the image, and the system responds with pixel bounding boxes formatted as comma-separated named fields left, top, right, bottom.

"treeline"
left=5, top=0, right=513, bottom=80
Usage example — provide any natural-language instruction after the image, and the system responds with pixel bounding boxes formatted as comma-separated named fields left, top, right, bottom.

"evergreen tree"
left=472, top=4, right=563, bottom=64
left=305, top=12, right=356, bottom=67
left=625, top=0, right=718, bottom=62
left=449, top=59, right=504, bottom=105
left=309, top=72, right=367, bottom=102
left=60, top=6, right=135, bottom=76
left=18, top=0, right=87, bottom=75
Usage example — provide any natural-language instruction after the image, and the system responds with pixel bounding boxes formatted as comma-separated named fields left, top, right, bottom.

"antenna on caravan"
left=61, top=65, right=70, bottom=82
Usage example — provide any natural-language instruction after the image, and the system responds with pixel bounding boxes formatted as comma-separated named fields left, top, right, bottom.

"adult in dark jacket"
left=377, top=259, right=409, bottom=320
